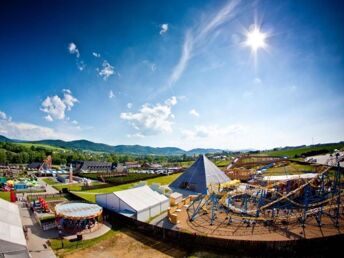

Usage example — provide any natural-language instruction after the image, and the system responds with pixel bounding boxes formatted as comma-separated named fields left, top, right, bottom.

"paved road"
left=18, top=201, right=57, bottom=258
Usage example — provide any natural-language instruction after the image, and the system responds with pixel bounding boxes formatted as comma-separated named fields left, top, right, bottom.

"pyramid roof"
left=169, top=155, right=230, bottom=194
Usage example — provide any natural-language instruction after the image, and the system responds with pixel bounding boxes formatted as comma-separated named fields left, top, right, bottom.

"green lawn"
left=261, top=143, right=344, bottom=158
left=42, top=178, right=59, bottom=185
left=264, top=162, right=315, bottom=176
left=214, top=159, right=231, bottom=167
left=0, top=192, right=10, bottom=201
left=13, top=142, right=66, bottom=151
left=72, top=173, right=182, bottom=203
left=52, top=182, right=105, bottom=191
left=50, top=227, right=119, bottom=257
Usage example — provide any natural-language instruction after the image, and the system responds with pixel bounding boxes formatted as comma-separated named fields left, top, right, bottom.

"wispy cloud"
left=253, top=77, right=262, bottom=84
left=142, top=60, right=157, bottom=72
left=167, top=0, right=241, bottom=87
left=181, top=124, right=245, bottom=139
left=0, top=111, right=11, bottom=122
left=77, top=60, right=86, bottom=71
left=92, top=52, right=101, bottom=58
left=160, top=23, right=169, bottom=35
left=127, top=103, right=133, bottom=109
left=189, top=109, right=200, bottom=117
left=0, top=111, right=76, bottom=141
left=120, top=96, right=177, bottom=136
left=68, top=42, right=80, bottom=58
left=98, top=60, right=116, bottom=80
left=68, top=42, right=87, bottom=71
left=41, top=89, right=78, bottom=121
left=109, top=90, right=115, bottom=99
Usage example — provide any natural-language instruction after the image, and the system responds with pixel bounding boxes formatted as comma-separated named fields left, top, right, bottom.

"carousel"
left=55, top=202, right=103, bottom=234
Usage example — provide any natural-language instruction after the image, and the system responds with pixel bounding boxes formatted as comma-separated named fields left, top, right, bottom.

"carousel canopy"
left=55, top=202, right=102, bottom=219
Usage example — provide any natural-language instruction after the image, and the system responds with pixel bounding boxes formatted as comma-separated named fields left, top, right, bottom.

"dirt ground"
left=65, top=228, right=187, bottom=258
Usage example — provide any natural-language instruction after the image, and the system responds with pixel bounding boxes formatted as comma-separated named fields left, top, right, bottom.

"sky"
left=0, top=0, right=344, bottom=150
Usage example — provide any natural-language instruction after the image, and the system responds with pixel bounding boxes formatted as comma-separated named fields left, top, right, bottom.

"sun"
left=245, top=26, right=267, bottom=52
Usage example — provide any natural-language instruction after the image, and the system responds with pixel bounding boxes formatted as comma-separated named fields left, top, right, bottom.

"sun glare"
left=245, top=26, right=267, bottom=52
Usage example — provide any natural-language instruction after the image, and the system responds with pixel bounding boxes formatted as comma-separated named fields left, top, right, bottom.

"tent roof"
left=0, top=198, right=27, bottom=249
left=169, top=155, right=230, bottom=194
left=112, top=186, right=168, bottom=212
left=55, top=202, right=102, bottom=219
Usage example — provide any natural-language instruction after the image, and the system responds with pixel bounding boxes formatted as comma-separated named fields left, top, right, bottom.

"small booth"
left=169, top=192, right=183, bottom=206
left=55, top=202, right=103, bottom=234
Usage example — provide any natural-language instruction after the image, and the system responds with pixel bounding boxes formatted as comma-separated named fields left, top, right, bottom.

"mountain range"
left=0, top=135, right=226, bottom=155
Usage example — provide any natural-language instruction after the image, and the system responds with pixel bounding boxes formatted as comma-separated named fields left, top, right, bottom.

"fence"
left=26, top=193, right=69, bottom=202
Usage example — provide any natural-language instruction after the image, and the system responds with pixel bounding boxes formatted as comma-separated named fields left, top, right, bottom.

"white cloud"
left=160, top=23, right=169, bottom=35
left=120, top=96, right=177, bottom=135
left=92, top=52, right=101, bottom=58
left=0, top=111, right=11, bottom=122
left=45, top=115, right=53, bottom=122
left=62, top=89, right=78, bottom=110
left=109, top=90, right=115, bottom=99
left=151, top=64, right=157, bottom=72
left=189, top=109, right=200, bottom=117
left=71, top=120, right=78, bottom=125
left=126, top=133, right=144, bottom=138
left=142, top=60, right=157, bottom=72
left=77, top=60, right=86, bottom=71
left=167, top=0, right=240, bottom=87
left=0, top=117, right=76, bottom=141
left=181, top=124, right=246, bottom=140
left=98, top=60, right=115, bottom=80
left=253, top=77, right=262, bottom=84
left=68, top=42, right=80, bottom=58
left=127, top=103, right=133, bottom=109
left=41, top=89, right=79, bottom=121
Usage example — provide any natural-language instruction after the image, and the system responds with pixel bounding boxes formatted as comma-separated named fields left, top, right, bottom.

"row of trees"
left=0, top=142, right=198, bottom=165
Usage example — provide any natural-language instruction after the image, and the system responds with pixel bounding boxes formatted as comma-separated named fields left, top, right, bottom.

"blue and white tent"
left=169, top=155, right=230, bottom=194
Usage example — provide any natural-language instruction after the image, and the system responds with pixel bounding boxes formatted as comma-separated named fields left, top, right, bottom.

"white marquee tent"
left=0, top=198, right=29, bottom=258
left=96, top=185, right=169, bottom=222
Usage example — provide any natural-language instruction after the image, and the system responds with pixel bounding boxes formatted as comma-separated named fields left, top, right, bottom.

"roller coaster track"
left=259, top=166, right=332, bottom=210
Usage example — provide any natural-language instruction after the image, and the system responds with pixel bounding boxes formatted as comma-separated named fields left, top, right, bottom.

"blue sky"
left=0, top=0, right=343, bottom=150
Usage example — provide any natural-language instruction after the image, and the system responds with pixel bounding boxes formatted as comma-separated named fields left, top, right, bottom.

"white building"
left=0, top=198, right=29, bottom=258
left=96, top=185, right=169, bottom=222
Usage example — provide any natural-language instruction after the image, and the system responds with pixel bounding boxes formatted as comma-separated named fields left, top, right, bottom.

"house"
left=27, top=162, right=42, bottom=170
left=96, top=185, right=169, bottom=222
left=169, top=155, right=230, bottom=194
left=125, top=161, right=141, bottom=169
left=71, top=160, right=114, bottom=173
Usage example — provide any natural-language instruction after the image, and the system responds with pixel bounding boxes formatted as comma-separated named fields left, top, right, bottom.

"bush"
left=80, top=173, right=161, bottom=185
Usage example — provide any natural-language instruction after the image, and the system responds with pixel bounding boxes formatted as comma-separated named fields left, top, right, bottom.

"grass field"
left=0, top=192, right=10, bottom=201
left=43, top=177, right=105, bottom=191
left=42, top=178, right=59, bottom=185
left=261, top=143, right=344, bottom=158
left=13, top=142, right=66, bottom=151
left=214, top=159, right=231, bottom=168
left=72, top=173, right=182, bottom=203
left=264, top=162, right=315, bottom=176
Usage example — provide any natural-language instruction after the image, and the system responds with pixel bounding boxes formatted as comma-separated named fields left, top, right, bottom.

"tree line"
left=0, top=142, right=197, bottom=165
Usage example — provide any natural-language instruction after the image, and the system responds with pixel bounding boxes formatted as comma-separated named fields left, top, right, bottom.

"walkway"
left=64, top=222, right=112, bottom=240
left=18, top=201, right=57, bottom=258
